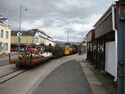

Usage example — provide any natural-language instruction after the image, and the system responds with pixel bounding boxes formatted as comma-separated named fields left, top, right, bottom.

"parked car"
left=27, top=48, right=37, bottom=52
left=11, top=47, right=18, bottom=52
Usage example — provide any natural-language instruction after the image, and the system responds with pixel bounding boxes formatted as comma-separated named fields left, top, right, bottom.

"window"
left=6, top=31, right=8, bottom=39
left=5, top=43, right=8, bottom=51
left=35, top=38, right=39, bottom=43
left=1, top=30, right=3, bottom=38
left=0, top=42, right=4, bottom=52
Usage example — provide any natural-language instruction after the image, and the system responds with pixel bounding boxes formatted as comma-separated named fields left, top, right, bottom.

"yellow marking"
left=18, top=55, right=23, bottom=58
left=69, top=48, right=72, bottom=52
left=65, top=50, right=69, bottom=55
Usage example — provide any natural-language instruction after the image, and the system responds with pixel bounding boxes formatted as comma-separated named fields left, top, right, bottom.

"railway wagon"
left=9, top=52, right=53, bottom=68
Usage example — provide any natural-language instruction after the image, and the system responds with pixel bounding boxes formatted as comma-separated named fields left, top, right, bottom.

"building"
left=86, top=1, right=125, bottom=81
left=0, top=15, right=11, bottom=54
left=11, top=29, right=56, bottom=51
left=81, top=41, right=87, bottom=53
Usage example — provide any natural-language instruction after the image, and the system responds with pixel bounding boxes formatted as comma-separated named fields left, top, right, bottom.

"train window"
left=65, top=46, right=69, bottom=51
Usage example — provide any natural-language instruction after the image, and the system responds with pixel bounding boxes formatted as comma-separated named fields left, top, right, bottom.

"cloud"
left=22, top=20, right=44, bottom=30
left=0, top=0, right=116, bottom=42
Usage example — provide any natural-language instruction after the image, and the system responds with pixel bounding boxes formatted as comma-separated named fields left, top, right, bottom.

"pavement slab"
left=80, top=62, right=110, bottom=94
left=86, top=75, right=99, bottom=81
left=90, top=85, right=110, bottom=94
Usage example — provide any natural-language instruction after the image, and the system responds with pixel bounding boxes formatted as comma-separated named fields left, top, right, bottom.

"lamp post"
left=18, top=4, right=28, bottom=53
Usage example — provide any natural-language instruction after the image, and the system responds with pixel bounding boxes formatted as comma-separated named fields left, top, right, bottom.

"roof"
left=11, top=29, right=54, bottom=41
left=0, top=18, right=8, bottom=20
left=31, top=29, right=52, bottom=39
left=86, top=29, right=94, bottom=37
left=11, top=30, right=36, bottom=36
left=0, top=21, right=3, bottom=24
left=93, top=3, right=116, bottom=27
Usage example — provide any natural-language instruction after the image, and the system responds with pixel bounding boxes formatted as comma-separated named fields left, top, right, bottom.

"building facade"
left=0, top=15, right=11, bottom=54
left=11, top=29, right=56, bottom=51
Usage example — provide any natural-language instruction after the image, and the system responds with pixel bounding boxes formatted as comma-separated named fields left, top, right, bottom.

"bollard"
left=9, top=53, right=11, bottom=60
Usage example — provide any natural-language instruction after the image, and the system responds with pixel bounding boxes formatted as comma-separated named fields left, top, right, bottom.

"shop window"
left=0, top=42, right=4, bottom=52
left=5, top=43, right=8, bottom=51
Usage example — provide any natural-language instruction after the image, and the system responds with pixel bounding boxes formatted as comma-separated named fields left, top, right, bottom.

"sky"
left=0, top=0, right=117, bottom=42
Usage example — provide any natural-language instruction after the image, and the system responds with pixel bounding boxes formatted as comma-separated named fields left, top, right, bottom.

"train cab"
left=64, top=43, right=72, bottom=55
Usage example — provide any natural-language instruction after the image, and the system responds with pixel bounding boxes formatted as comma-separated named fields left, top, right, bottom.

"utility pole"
left=117, top=0, right=125, bottom=94
left=65, top=30, right=69, bottom=43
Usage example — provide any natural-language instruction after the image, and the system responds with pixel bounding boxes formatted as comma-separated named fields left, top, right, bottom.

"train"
left=9, top=45, right=63, bottom=68
left=64, top=43, right=78, bottom=55
left=9, top=44, right=78, bottom=68
left=9, top=51, right=53, bottom=68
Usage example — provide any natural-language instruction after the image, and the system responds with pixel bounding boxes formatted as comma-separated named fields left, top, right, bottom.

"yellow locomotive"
left=64, top=43, right=78, bottom=55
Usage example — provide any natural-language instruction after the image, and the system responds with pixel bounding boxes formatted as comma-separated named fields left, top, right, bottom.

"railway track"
left=0, top=69, right=27, bottom=84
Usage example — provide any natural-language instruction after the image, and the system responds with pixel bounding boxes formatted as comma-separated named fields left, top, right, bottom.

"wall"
left=105, top=41, right=117, bottom=80
left=95, top=13, right=112, bottom=38
left=0, top=24, right=11, bottom=53
left=86, top=31, right=92, bottom=42
left=11, top=36, right=35, bottom=44
left=39, top=37, right=44, bottom=45
left=38, top=36, right=56, bottom=47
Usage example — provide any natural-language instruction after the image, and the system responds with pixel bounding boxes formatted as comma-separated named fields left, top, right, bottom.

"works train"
left=9, top=44, right=78, bottom=68
left=9, top=51, right=53, bottom=68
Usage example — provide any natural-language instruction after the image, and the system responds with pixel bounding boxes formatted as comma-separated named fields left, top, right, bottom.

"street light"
left=18, top=4, right=28, bottom=53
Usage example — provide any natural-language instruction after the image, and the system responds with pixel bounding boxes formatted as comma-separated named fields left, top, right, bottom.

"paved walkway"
left=32, top=60, right=93, bottom=94
left=32, top=58, right=110, bottom=94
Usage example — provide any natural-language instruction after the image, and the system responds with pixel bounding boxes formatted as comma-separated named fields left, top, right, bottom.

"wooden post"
left=86, top=42, right=88, bottom=60
left=92, top=41, right=93, bottom=63
left=103, top=35, right=106, bottom=70
left=88, top=42, right=90, bottom=60
left=96, top=39, right=98, bottom=67
left=9, top=53, right=11, bottom=60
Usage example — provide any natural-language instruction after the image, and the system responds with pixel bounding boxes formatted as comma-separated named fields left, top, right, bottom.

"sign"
left=17, top=32, right=22, bottom=37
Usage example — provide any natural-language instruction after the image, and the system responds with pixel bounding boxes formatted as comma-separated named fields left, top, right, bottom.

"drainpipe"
left=112, top=3, right=117, bottom=81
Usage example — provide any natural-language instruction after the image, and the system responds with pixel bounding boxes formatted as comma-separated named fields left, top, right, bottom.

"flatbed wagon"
left=9, top=52, right=53, bottom=68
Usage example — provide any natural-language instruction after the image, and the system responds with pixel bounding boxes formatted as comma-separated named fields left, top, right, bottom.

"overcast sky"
left=0, top=0, right=117, bottom=42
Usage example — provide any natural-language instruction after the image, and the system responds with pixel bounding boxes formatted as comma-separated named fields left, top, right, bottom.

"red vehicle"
left=27, top=48, right=36, bottom=52
left=11, top=47, right=19, bottom=52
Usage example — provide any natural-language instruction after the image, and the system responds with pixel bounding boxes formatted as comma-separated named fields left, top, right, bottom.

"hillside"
left=54, top=41, right=81, bottom=45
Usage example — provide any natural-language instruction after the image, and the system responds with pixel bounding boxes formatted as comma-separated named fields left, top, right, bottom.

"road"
left=0, top=55, right=18, bottom=67
left=0, top=54, right=84, bottom=94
